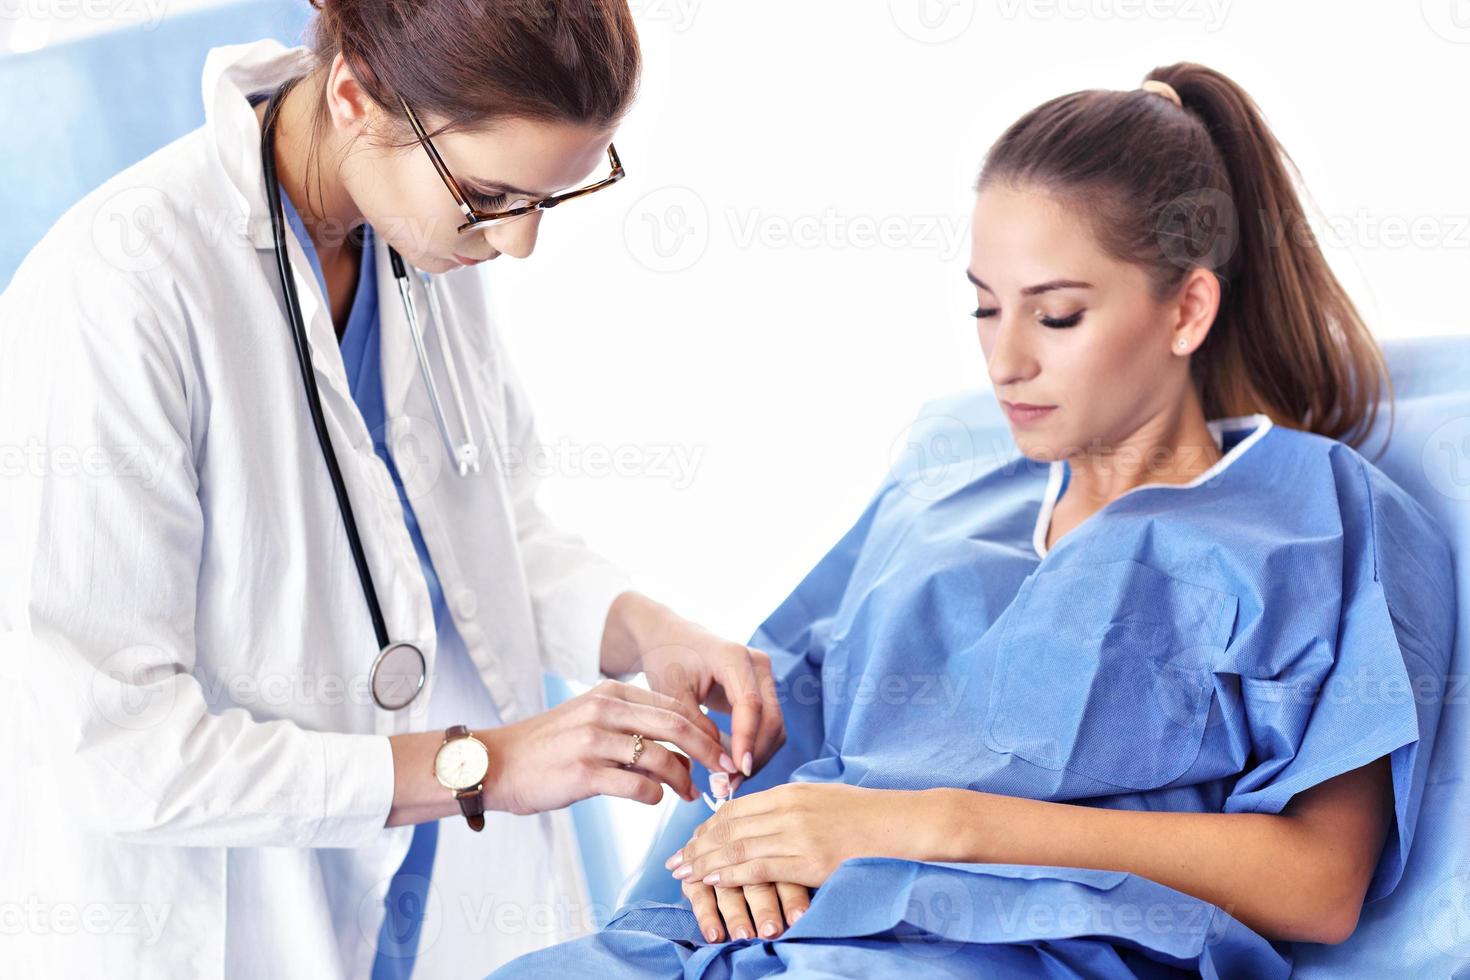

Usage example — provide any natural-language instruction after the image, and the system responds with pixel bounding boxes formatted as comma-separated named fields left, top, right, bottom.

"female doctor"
left=0, top=1, right=782, bottom=977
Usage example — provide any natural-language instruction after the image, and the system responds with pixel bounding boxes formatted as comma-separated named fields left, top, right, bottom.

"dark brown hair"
left=287, top=0, right=639, bottom=248
left=307, top=0, right=642, bottom=135
left=977, top=62, right=1390, bottom=453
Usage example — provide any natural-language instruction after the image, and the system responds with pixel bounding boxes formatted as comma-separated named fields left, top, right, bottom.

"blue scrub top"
left=275, top=191, right=443, bottom=980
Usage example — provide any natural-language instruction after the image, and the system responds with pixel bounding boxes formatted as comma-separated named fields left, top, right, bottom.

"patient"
left=489, top=62, right=1456, bottom=978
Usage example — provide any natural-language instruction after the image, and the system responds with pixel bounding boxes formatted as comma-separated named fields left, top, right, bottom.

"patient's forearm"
left=916, top=759, right=1391, bottom=945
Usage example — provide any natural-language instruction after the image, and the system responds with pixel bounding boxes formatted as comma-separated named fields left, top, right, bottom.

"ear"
left=321, top=53, right=375, bottom=136
left=1169, top=266, right=1221, bottom=356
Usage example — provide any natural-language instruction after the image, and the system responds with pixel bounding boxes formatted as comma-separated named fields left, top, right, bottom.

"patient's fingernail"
left=720, top=752, right=736, bottom=773
left=733, top=926, right=751, bottom=940
left=789, top=907, right=805, bottom=924
left=741, top=752, right=753, bottom=776
left=664, top=851, right=682, bottom=869
left=672, top=864, right=692, bottom=879
left=703, top=872, right=720, bottom=885
left=760, top=920, right=778, bottom=937
left=705, top=927, right=719, bottom=943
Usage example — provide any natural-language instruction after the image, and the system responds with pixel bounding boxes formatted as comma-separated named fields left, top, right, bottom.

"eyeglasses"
left=397, top=96, right=625, bottom=235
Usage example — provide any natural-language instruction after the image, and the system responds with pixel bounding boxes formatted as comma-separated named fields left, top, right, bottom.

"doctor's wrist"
left=599, top=590, right=674, bottom=678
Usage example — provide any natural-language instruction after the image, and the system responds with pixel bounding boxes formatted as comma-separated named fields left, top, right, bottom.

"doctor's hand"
left=479, top=679, right=729, bottom=815
left=681, top=878, right=810, bottom=944
left=602, top=592, right=785, bottom=782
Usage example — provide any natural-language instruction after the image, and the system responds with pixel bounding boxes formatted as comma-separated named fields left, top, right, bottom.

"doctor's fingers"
left=590, top=730, right=697, bottom=802
left=744, top=649, right=786, bottom=771
left=580, top=690, right=727, bottom=775
left=713, top=648, right=770, bottom=779
left=588, top=679, right=725, bottom=748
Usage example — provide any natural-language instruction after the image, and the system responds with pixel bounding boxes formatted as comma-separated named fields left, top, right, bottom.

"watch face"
left=434, top=735, right=490, bottom=791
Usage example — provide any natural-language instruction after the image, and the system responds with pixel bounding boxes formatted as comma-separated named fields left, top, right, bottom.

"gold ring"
left=629, top=733, right=644, bottom=767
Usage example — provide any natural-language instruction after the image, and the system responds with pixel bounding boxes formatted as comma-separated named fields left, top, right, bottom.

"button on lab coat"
left=0, top=39, right=632, bottom=979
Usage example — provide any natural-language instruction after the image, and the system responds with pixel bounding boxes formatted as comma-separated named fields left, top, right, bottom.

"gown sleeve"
left=1222, top=448, right=1456, bottom=903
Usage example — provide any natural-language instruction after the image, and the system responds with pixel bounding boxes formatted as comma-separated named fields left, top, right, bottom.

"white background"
left=7, top=0, right=1470, bottom=879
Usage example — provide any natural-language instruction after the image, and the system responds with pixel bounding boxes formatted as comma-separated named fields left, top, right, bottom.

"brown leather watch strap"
left=443, top=725, right=485, bottom=832
left=456, top=786, right=486, bottom=832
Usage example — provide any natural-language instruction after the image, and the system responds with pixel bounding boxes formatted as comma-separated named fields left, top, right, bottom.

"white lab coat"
left=0, top=40, right=633, bottom=979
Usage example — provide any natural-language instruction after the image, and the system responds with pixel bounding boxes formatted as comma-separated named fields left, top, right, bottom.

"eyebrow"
left=966, top=270, right=1095, bottom=296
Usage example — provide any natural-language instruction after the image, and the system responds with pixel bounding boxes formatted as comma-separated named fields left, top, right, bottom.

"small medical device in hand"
left=702, top=771, right=733, bottom=813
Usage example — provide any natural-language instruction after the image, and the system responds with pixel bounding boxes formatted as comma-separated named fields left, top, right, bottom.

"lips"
left=1001, top=400, right=1057, bottom=425
left=453, top=253, right=486, bottom=266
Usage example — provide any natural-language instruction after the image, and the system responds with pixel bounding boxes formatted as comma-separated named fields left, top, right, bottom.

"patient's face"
left=968, top=182, right=1187, bottom=462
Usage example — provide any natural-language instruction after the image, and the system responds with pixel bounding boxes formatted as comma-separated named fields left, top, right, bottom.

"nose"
left=482, top=210, right=543, bottom=259
left=982, top=312, right=1039, bottom=391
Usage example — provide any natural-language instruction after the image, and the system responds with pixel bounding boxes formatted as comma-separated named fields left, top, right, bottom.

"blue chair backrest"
left=0, top=0, right=312, bottom=288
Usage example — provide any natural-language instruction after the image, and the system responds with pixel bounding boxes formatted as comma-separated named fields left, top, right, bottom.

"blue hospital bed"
left=5, top=6, right=1469, bottom=973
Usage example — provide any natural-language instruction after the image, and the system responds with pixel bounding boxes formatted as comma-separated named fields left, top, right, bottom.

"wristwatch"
left=431, top=725, right=490, bottom=832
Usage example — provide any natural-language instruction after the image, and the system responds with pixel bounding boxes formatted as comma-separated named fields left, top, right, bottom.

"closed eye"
left=1038, top=311, right=1084, bottom=329
left=466, top=190, right=509, bottom=213
left=970, top=307, right=1085, bottom=329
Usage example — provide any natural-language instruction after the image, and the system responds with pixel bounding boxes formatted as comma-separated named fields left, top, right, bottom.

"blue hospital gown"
left=491, top=413, right=1456, bottom=978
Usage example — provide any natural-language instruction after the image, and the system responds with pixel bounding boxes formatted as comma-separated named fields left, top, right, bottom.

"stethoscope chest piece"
left=370, top=641, right=427, bottom=711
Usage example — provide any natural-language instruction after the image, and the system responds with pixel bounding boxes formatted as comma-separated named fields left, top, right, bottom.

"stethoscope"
left=260, top=77, right=480, bottom=711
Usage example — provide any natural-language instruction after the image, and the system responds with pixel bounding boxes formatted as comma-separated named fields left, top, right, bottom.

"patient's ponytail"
left=977, top=62, right=1390, bottom=452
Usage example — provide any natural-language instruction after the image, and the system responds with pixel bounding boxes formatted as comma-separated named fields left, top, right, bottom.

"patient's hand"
left=680, top=877, right=809, bottom=943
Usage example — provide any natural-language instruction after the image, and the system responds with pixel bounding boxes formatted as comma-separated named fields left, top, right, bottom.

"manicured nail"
left=760, top=920, right=778, bottom=937
left=664, top=851, right=682, bottom=869
left=704, top=927, right=719, bottom=943
left=741, top=752, right=753, bottom=776
left=733, top=926, right=751, bottom=940
left=702, top=872, right=720, bottom=885
left=789, top=907, right=805, bottom=924
left=672, top=864, right=692, bottom=879
left=719, top=752, right=736, bottom=773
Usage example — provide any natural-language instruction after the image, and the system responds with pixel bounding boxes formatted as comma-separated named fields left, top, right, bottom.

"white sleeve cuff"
left=309, top=731, right=397, bottom=848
